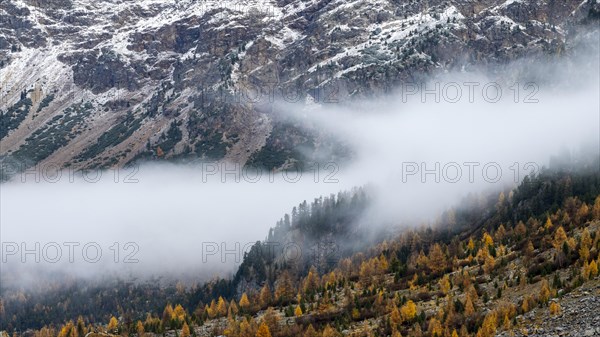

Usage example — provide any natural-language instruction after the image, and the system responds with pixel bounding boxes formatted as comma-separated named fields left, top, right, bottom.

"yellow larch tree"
left=321, top=324, right=340, bottom=337
left=539, top=279, right=551, bottom=304
left=482, top=232, right=494, bottom=247
left=476, top=312, right=497, bottom=337
left=259, top=284, right=272, bottom=308
left=173, top=304, right=186, bottom=321
left=239, top=293, right=250, bottom=310
left=181, top=322, right=190, bottom=337
left=439, top=274, right=451, bottom=295
left=549, top=302, right=561, bottom=316
left=217, top=297, right=228, bottom=317
left=136, top=321, right=144, bottom=337
left=553, top=226, right=568, bottom=250
left=304, top=325, right=319, bottom=337
left=390, top=305, right=402, bottom=327
left=255, top=322, right=271, bottom=337
left=428, top=244, right=447, bottom=274
left=428, top=317, right=443, bottom=337
left=544, top=217, right=553, bottom=231
left=592, top=195, right=600, bottom=219
left=107, top=317, right=118, bottom=333
left=400, top=300, right=417, bottom=321
left=228, top=299, right=239, bottom=317
left=464, top=293, right=475, bottom=317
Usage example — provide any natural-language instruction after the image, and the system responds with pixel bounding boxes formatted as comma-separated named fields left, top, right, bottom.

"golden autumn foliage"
left=321, top=324, right=340, bottom=337
left=303, top=267, right=320, bottom=294
left=464, top=293, right=475, bottom=317
left=256, top=322, right=271, bottom=337
left=545, top=217, right=553, bottom=231
left=427, top=317, right=443, bottom=337
left=553, top=226, right=568, bottom=250
left=467, top=238, right=475, bottom=251
left=503, top=314, right=511, bottom=330
left=593, top=196, right=600, bottom=219
left=390, top=305, right=402, bottom=327
left=515, top=221, right=527, bottom=236
left=549, top=302, right=561, bottom=316
left=583, top=259, right=599, bottom=280
left=259, top=284, right=272, bottom=308
left=304, top=325, right=319, bottom=337
left=482, top=232, right=494, bottom=247
left=539, top=279, right=551, bottom=304
left=428, top=244, right=447, bottom=274
left=181, top=322, right=190, bottom=337
left=239, top=293, right=251, bottom=310
left=483, top=254, right=496, bottom=275
left=107, top=316, right=118, bottom=333
left=476, top=312, right=497, bottom=337
left=217, top=296, right=228, bottom=317
left=136, top=321, right=145, bottom=337
left=173, top=304, right=186, bottom=321
left=439, top=275, right=451, bottom=295
left=274, top=271, right=295, bottom=301
left=228, top=300, right=239, bottom=317
left=400, top=300, right=417, bottom=321
left=294, top=305, right=303, bottom=317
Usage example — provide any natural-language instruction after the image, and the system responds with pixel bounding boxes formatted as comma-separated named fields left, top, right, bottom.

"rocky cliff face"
left=1, top=0, right=598, bottom=171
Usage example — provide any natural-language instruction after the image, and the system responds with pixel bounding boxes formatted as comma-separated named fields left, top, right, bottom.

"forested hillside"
left=2, top=157, right=600, bottom=336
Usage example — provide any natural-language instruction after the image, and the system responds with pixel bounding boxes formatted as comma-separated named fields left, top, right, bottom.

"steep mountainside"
left=1, top=0, right=599, bottom=171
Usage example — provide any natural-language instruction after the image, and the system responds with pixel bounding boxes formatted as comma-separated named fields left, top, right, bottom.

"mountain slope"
left=1, top=0, right=598, bottom=171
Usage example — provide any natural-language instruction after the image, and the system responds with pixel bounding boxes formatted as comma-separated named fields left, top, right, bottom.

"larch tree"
left=592, top=196, right=600, bottom=219
left=107, top=316, right=118, bottom=333
left=303, top=267, right=320, bottom=294
left=239, top=318, right=254, bottom=337
left=239, top=293, right=251, bottom=310
left=476, top=312, right=497, bottom=337
left=539, top=279, right=551, bottom=304
left=217, top=297, right=228, bottom=317
left=256, top=322, right=271, bottom=337
left=483, top=253, right=496, bottom=275
left=428, top=317, right=443, bottom=337
left=390, top=305, right=402, bottom=327
left=515, top=221, right=527, bottom=237
left=274, top=271, right=295, bottom=302
left=321, top=324, right=340, bottom=337
left=181, top=322, right=190, bottom=337
left=575, top=203, right=589, bottom=224
left=259, top=284, right=272, bottom=308
left=400, top=300, right=417, bottom=321
left=553, top=226, right=568, bottom=250
left=136, top=321, right=145, bottom=337
left=464, top=293, right=475, bottom=317
left=208, top=300, right=218, bottom=319
left=549, top=302, right=561, bottom=316
left=304, top=324, right=318, bottom=337
left=482, top=232, right=494, bottom=248
left=439, top=275, right=451, bottom=295
left=228, top=299, right=239, bottom=317
left=545, top=217, right=554, bottom=231
left=428, top=243, right=447, bottom=274
left=173, top=304, right=186, bottom=321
